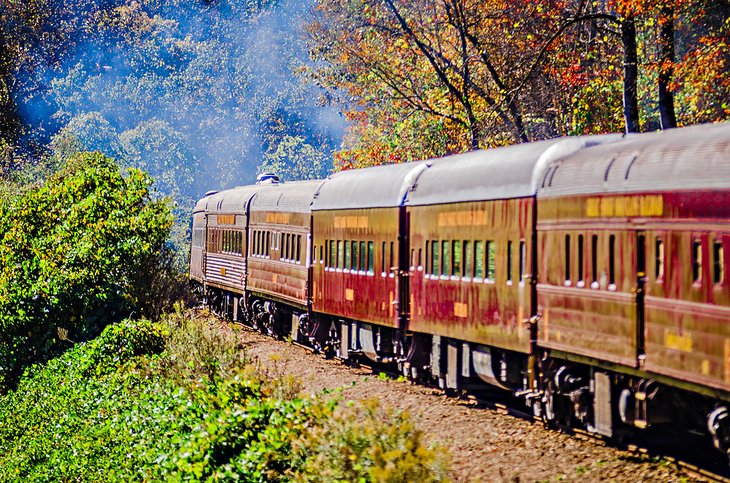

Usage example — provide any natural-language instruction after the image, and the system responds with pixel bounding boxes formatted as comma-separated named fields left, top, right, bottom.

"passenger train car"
left=190, top=123, right=730, bottom=460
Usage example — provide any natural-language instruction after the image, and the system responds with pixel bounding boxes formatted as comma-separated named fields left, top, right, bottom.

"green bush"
left=0, top=151, right=172, bottom=389
left=0, top=313, right=452, bottom=482
left=293, top=398, right=451, bottom=483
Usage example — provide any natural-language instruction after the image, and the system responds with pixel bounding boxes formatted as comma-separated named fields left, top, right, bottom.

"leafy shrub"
left=0, top=313, right=452, bottom=482
left=293, top=398, right=451, bottom=483
left=0, top=151, right=172, bottom=389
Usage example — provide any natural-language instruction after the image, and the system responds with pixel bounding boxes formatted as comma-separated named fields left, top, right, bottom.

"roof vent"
left=204, top=190, right=219, bottom=197
left=256, top=172, right=281, bottom=184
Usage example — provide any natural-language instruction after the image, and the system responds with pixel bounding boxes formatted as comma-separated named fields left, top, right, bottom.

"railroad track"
left=226, top=317, right=730, bottom=482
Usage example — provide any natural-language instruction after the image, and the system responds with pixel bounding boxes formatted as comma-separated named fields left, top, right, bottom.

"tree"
left=259, top=135, right=329, bottom=180
left=0, top=151, right=172, bottom=389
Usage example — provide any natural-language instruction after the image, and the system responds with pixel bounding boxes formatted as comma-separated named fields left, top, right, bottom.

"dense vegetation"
left=0, top=311, right=450, bottom=481
left=0, top=151, right=173, bottom=389
left=0, top=0, right=344, bottom=249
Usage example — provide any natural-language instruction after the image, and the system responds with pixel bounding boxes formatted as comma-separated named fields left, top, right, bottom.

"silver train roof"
left=539, top=122, right=730, bottom=198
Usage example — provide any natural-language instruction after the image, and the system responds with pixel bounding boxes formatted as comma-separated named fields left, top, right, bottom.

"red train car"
left=310, top=161, right=428, bottom=362
left=536, top=123, right=730, bottom=444
left=404, top=137, right=620, bottom=389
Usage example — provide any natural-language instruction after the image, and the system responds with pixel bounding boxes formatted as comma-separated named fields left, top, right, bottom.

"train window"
left=463, top=241, right=472, bottom=279
left=507, top=241, right=513, bottom=283
left=714, top=239, right=724, bottom=285
left=344, top=240, right=351, bottom=270
left=591, top=235, right=599, bottom=287
left=692, top=239, right=702, bottom=283
left=474, top=241, right=484, bottom=279
left=351, top=241, right=357, bottom=270
left=519, top=240, right=526, bottom=282
left=431, top=240, right=439, bottom=276
left=250, top=230, right=255, bottom=256
left=296, top=235, right=302, bottom=263
left=410, top=249, right=415, bottom=269
left=330, top=240, right=337, bottom=268
left=441, top=240, right=450, bottom=278
left=655, top=238, right=664, bottom=280
left=382, top=242, right=387, bottom=274
left=486, top=241, right=496, bottom=281
left=291, top=235, right=297, bottom=262
left=360, top=241, right=367, bottom=271
left=282, top=234, right=288, bottom=260
left=336, top=240, right=343, bottom=268
left=419, top=240, right=431, bottom=275
left=608, top=234, right=616, bottom=288
left=319, top=245, right=323, bottom=264
left=266, top=232, right=270, bottom=257
left=368, top=241, right=374, bottom=273
left=452, top=240, right=461, bottom=277
left=564, top=234, right=571, bottom=284
left=390, top=241, right=395, bottom=273
left=418, top=248, right=423, bottom=270
left=577, top=235, right=584, bottom=285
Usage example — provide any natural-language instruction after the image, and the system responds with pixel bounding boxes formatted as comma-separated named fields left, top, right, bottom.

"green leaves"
left=0, top=151, right=172, bottom=389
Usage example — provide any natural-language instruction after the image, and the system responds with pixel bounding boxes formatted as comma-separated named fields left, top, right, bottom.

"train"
left=190, top=122, right=730, bottom=461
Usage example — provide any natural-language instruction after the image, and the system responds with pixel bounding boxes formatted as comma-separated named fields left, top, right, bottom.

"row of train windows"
left=323, top=240, right=375, bottom=274
left=693, top=238, right=725, bottom=285
left=562, top=234, right=726, bottom=287
left=251, top=229, right=303, bottom=264
left=424, top=240, right=526, bottom=283
left=207, top=228, right=243, bottom=255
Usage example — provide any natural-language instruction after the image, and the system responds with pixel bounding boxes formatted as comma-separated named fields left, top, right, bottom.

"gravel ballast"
left=230, top=323, right=702, bottom=482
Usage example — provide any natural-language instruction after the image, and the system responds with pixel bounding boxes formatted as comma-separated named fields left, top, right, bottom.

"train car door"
left=635, top=231, right=646, bottom=362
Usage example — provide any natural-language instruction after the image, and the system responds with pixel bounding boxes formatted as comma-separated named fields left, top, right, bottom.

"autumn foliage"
left=307, top=0, right=730, bottom=168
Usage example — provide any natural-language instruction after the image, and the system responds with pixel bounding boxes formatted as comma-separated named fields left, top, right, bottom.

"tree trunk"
left=658, top=4, right=677, bottom=129
left=621, top=16, right=640, bottom=133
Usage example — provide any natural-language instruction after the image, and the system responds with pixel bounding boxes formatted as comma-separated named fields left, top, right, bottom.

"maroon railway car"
left=245, top=180, right=322, bottom=337
left=536, top=123, right=730, bottom=446
left=310, top=161, right=428, bottom=362
left=404, top=137, right=620, bottom=390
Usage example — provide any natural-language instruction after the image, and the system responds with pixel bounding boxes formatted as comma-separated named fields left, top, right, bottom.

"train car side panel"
left=409, top=198, right=533, bottom=353
left=247, top=211, right=310, bottom=308
left=312, top=207, right=400, bottom=328
left=536, top=196, right=641, bottom=367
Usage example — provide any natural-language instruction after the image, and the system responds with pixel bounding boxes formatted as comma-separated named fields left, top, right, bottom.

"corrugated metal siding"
left=540, top=122, right=730, bottom=198
left=312, top=161, right=428, bottom=210
left=205, top=254, right=245, bottom=292
left=250, top=180, right=322, bottom=213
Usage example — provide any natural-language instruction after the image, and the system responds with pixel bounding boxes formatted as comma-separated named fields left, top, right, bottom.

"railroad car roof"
left=205, top=186, right=259, bottom=214
left=405, top=135, right=621, bottom=206
left=193, top=196, right=208, bottom=213
left=249, top=179, right=323, bottom=213
left=312, top=161, right=428, bottom=210
left=539, top=122, right=730, bottom=197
